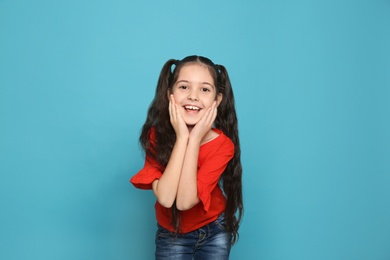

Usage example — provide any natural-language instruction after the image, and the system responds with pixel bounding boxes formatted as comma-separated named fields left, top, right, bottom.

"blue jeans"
left=155, top=214, right=232, bottom=260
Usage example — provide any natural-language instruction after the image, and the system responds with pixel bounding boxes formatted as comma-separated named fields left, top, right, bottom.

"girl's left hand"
left=190, top=101, right=217, bottom=142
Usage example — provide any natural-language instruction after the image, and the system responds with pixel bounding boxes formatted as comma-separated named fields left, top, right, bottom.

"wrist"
left=188, top=136, right=202, bottom=146
left=176, top=134, right=189, bottom=144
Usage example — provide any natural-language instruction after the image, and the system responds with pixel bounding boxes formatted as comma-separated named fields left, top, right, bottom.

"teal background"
left=1, top=0, right=389, bottom=259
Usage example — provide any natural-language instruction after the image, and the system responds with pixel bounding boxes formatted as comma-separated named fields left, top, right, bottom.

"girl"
left=130, top=55, right=243, bottom=260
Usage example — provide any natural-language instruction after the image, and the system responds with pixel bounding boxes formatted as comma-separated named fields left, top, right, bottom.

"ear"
left=167, top=89, right=171, bottom=99
left=216, top=93, right=223, bottom=107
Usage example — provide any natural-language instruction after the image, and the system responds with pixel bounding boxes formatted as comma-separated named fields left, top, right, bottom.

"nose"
left=187, top=90, right=199, bottom=101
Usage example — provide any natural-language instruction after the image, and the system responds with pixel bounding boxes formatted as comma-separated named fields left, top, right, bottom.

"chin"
left=184, top=121, right=198, bottom=127
left=183, top=117, right=200, bottom=126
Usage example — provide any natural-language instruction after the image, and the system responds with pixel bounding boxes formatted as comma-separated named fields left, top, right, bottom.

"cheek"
left=170, top=93, right=181, bottom=105
left=172, top=91, right=187, bottom=103
left=205, top=96, right=217, bottom=107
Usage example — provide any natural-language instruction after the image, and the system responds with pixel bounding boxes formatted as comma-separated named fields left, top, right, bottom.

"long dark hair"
left=140, top=55, right=243, bottom=244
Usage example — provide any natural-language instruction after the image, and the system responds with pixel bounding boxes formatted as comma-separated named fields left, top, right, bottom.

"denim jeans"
left=155, top=214, right=232, bottom=260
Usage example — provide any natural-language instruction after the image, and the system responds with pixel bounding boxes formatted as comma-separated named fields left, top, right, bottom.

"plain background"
left=1, top=0, right=389, bottom=259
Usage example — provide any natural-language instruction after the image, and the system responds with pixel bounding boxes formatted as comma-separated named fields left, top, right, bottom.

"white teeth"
left=185, top=106, right=200, bottom=110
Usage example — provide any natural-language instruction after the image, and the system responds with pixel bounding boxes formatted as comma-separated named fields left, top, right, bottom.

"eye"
left=201, top=87, right=211, bottom=92
left=179, top=85, right=188, bottom=90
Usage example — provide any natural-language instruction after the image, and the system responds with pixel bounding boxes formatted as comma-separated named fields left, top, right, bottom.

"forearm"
left=176, top=138, right=201, bottom=210
left=153, top=136, right=188, bottom=208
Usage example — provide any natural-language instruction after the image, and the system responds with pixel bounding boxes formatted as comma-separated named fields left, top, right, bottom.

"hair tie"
left=170, top=60, right=178, bottom=73
left=215, top=64, right=221, bottom=74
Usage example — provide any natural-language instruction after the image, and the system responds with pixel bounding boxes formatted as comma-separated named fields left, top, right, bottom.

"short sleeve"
left=130, top=155, right=163, bottom=190
left=197, top=137, right=234, bottom=212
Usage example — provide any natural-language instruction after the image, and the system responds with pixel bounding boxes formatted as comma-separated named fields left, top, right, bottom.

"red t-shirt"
left=130, top=128, right=234, bottom=233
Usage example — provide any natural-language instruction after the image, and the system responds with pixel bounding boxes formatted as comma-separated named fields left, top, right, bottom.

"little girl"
left=130, top=55, right=243, bottom=260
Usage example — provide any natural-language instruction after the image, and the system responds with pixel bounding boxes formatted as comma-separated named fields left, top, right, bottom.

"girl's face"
left=170, top=64, right=222, bottom=127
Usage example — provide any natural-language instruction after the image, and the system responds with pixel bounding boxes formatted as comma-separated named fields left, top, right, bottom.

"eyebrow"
left=175, top=80, right=215, bottom=88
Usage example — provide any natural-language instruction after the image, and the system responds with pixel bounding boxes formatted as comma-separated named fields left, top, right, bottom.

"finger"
left=168, top=95, right=173, bottom=120
left=208, top=111, right=217, bottom=127
left=170, top=95, right=177, bottom=122
left=204, top=102, right=217, bottom=126
left=174, top=103, right=181, bottom=122
left=210, top=101, right=218, bottom=122
left=170, top=103, right=179, bottom=127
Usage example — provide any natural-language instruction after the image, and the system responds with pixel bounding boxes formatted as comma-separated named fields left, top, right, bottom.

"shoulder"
left=214, top=128, right=234, bottom=145
left=201, top=128, right=234, bottom=153
left=198, top=128, right=235, bottom=166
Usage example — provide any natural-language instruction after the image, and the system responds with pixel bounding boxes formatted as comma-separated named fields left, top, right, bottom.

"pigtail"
left=140, top=59, right=177, bottom=162
left=215, top=64, right=243, bottom=245
left=215, top=65, right=238, bottom=141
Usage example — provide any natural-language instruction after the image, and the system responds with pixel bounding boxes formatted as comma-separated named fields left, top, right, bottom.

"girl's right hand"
left=169, top=94, right=189, bottom=139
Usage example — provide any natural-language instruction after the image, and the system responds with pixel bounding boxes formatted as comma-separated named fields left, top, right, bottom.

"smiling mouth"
left=184, top=105, right=200, bottom=111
